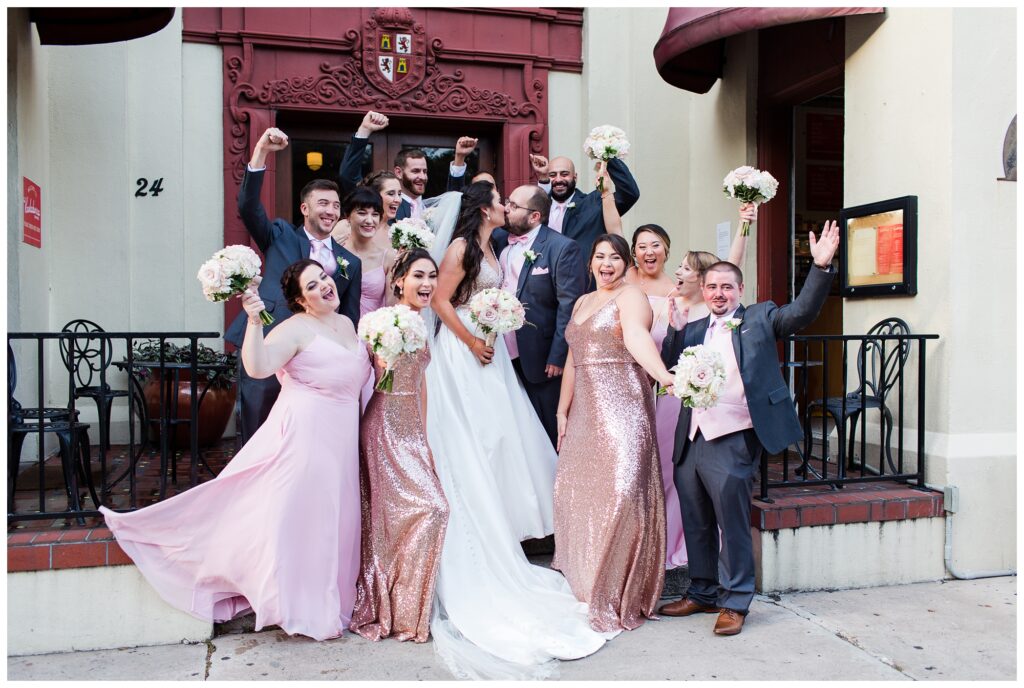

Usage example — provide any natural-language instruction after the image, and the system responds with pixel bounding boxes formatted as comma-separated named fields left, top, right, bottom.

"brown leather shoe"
left=713, top=609, right=745, bottom=635
left=658, top=597, right=718, bottom=617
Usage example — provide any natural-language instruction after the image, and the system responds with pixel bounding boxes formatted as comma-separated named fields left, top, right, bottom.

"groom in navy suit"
left=226, top=127, right=362, bottom=445
left=657, top=222, right=840, bottom=636
left=493, top=184, right=586, bottom=446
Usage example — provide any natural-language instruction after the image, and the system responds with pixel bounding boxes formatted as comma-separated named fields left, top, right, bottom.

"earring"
left=485, top=212, right=491, bottom=221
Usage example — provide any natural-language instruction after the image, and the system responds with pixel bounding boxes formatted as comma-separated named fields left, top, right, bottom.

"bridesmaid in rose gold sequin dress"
left=553, top=234, right=675, bottom=633
left=351, top=250, right=449, bottom=643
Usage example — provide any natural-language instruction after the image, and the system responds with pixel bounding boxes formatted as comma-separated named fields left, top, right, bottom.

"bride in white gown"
left=422, top=182, right=614, bottom=679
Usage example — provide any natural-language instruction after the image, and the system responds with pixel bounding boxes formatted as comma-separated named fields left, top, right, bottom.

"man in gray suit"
left=493, top=184, right=585, bottom=446
left=658, top=221, right=840, bottom=635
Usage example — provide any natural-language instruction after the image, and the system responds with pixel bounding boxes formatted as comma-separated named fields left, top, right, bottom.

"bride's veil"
left=421, top=191, right=463, bottom=337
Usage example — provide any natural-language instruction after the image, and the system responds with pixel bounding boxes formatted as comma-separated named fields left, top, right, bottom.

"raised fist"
left=258, top=128, right=289, bottom=152
left=359, top=110, right=389, bottom=134
left=529, top=154, right=549, bottom=177
left=455, top=136, right=478, bottom=157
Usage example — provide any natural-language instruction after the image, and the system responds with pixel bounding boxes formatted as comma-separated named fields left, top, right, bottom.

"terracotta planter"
left=142, top=371, right=237, bottom=449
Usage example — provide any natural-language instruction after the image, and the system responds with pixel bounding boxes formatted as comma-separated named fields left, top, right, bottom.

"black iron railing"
left=758, top=330, right=940, bottom=501
left=7, top=331, right=224, bottom=524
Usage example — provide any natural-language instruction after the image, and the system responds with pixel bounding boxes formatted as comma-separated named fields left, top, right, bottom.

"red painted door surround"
left=182, top=6, right=583, bottom=330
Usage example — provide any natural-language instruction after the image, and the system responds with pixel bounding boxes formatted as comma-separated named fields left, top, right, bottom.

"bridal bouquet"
left=197, top=244, right=273, bottom=325
left=584, top=125, right=630, bottom=192
left=468, top=288, right=526, bottom=346
left=723, top=165, right=779, bottom=236
left=389, top=217, right=435, bottom=251
left=357, top=304, right=428, bottom=392
left=663, top=345, right=727, bottom=409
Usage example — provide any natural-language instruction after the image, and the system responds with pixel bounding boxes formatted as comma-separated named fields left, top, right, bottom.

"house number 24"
left=135, top=178, right=165, bottom=197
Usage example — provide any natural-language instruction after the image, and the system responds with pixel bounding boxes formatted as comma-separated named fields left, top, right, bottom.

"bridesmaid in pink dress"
left=553, top=234, right=676, bottom=633
left=336, top=186, right=397, bottom=319
left=101, top=259, right=370, bottom=641
left=351, top=249, right=449, bottom=643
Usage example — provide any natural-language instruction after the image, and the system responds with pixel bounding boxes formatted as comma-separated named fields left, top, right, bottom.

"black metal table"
left=115, top=360, right=233, bottom=497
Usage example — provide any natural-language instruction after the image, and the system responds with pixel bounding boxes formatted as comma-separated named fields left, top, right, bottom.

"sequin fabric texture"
left=552, top=298, right=667, bottom=632
left=351, top=345, right=450, bottom=642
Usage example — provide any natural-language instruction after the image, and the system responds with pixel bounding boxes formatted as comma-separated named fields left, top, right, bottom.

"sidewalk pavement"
left=8, top=576, right=1015, bottom=681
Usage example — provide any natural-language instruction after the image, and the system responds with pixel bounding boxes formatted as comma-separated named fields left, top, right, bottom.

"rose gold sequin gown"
left=351, top=346, right=449, bottom=643
left=553, top=298, right=666, bottom=632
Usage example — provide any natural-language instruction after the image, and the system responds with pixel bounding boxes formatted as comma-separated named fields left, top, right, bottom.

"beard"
left=550, top=179, right=577, bottom=202
left=506, top=213, right=532, bottom=236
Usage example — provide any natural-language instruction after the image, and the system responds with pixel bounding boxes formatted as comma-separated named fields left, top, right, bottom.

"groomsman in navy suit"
left=493, top=184, right=586, bottom=446
left=529, top=152, right=640, bottom=268
left=338, top=110, right=474, bottom=219
left=226, top=127, right=362, bottom=445
left=657, top=222, right=840, bottom=636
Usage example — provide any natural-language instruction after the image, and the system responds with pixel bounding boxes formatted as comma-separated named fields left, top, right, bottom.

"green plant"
left=129, top=339, right=238, bottom=389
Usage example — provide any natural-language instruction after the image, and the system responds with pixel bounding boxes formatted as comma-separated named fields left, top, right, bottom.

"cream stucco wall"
left=554, top=8, right=758, bottom=297
left=8, top=12, right=225, bottom=440
left=845, top=7, right=1016, bottom=573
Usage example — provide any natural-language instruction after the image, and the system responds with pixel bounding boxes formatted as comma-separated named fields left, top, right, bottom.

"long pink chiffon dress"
left=553, top=298, right=666, bottom=632
left=648, top=291, right=688, bottom=569
left=100, top=335, right=371, bottom=641
left=359, top=265, right=388, bottom=319
left=350, top=346, right=449, bottom=642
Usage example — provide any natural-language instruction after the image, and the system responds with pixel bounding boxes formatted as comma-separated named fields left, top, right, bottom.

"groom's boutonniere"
left=336, top=256, right=350, bottom=279
left=523, top=250, right=540, bottom=264
left=567, top=202, right=576, bottom=210
left=723, top=317, right=742, bottom=332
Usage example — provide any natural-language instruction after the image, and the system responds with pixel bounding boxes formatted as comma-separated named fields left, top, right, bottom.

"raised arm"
left=447, top=136, right=476, bottom=192
left=726, top=203, right=756, bottom=267
left=606, top=157, right=639, bottom=216
left=433, top=240, right=493, bottom=365
left=769, top=220, right=840, bottom=337
left=596, top=160, right=623, bottom=236
left=240, top=286, right=301, bottom=378
left=339, top=111, right=389, bottom=195
left=239, top=128, right=290, bottom=252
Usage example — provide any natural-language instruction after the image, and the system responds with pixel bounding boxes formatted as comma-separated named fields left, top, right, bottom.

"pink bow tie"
left=508, top=234, right=531, bottom=245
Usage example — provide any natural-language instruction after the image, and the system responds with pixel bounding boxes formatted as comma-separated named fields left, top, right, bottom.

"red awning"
left=30, top=8, right=175, bottom=46
left=654, top=7, right=884, bottom=93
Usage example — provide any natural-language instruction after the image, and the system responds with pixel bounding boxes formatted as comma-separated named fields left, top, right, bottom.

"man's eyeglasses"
left=503, top=198, right=541, bottom=214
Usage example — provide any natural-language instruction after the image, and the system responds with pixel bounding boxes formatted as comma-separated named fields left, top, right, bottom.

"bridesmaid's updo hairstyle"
left=589, top=233, right=633, bottom=281
left=683, top=250, right=720, bottom=279
left=361, top=170, right=399, bottom=195
left=450, top=180, right=497, bottom=307
left=282, top=258, right=325, bottom=314
left=341, top=186, right=383, bottom=217
left=390, top=248, right=437, bottom=298
left=631, top=224, right=672, bottom=261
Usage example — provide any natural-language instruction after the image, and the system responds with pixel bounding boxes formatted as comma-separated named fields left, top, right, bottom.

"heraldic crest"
left=361, top=7, right=426, bottom=98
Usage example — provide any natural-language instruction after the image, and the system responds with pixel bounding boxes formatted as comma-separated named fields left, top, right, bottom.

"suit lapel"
left=516, top=226, right=549, bottom=298
left=296, top=227, right=312, bottom=263
left=731, top=304, right=746, bottom=368
left=561, top=190, right=586, bottom=235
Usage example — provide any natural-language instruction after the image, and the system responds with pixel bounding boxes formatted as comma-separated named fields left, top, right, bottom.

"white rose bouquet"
left=662, top=345, right=727, bottom=409
left=468, top=288, right=526, bottom=346
left=197, top=244, right=273, bottom=325
left=584, top=125, right=630, bottom=192
left=389, top=217, right=435, bottom=251
left=357, top=304, right=428, bottom=392
left=723, top=165, right=779, bottom=236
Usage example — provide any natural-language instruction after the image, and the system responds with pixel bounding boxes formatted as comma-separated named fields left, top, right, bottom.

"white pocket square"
left=531, top=266, right=550, bottom=275
left=741, top=328, right=750, bottom=334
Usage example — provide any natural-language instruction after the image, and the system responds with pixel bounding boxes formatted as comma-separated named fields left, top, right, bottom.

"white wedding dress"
left=423, top=194, right=613, bottom=679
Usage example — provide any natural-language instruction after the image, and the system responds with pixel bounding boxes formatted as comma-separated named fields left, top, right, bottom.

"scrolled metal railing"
left=758, top=330, right=940, bottom=501
left=7, top=331, right=224, bottom=524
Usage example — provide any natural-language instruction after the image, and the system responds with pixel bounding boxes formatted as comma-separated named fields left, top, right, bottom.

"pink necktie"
left=500, top=246, right=521, bottom=359
left=312, top=239, right=336, bottom=275
left=549, top=203, right=564, bottom=232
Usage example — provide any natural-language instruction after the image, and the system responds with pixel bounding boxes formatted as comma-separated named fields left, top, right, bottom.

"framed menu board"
left=839, top=196, right=917, bottom=297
